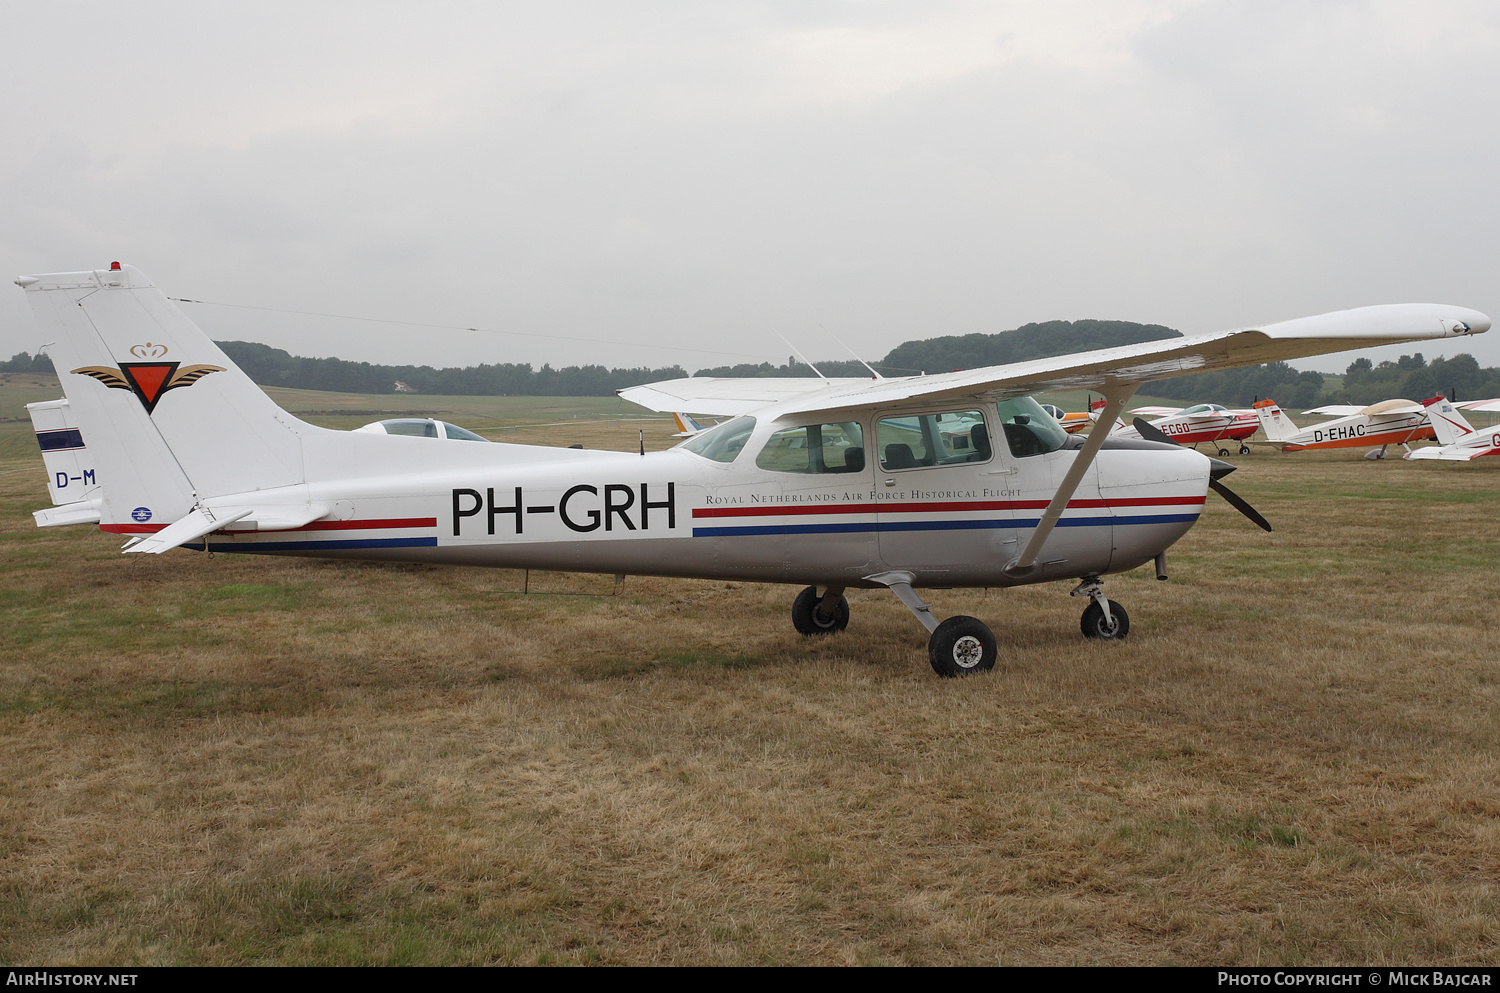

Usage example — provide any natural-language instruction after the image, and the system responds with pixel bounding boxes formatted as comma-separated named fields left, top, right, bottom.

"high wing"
left=622, top=378, right=874, bottom=417
left=1303, top=404, right=1365, bottom=416
left=1457, top=398, right=1500, bottom=412
left=621, top=304, right=1488, bottom=417
left=1126, top=406, right=1183, bottom=417
left=1362, top=402, right=1427, bottom=421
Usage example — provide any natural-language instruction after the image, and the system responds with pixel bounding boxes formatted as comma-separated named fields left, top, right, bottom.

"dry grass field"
left=1, top=376, right=1498, bottom=965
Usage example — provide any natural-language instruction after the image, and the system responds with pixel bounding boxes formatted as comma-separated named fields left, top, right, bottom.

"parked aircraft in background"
left=1113, top=403, right=1259, bottom=456
left=25, top=397, right=101, bottom=528
left=15, top=263, right=1489, bottom=676
left=1404, top=397, right=1499, bottom=461
left=355, top=418, right=492, bottom=441
left=1253, top=396, right=1440, bottom=459
left=1038, top=403, right=1093, bottom=434
left=671, top=412, right=715, bottom=437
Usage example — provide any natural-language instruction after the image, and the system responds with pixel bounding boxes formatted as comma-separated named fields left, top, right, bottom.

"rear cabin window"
left=383, top=418, right=439, bottom=438
left=755, top=422, right=866, bottom=474
left=439, top=421, right=489, bottom=442
left=876, top=411, right=991, bottom=471
left=995, top=397, right=1069, bottom=457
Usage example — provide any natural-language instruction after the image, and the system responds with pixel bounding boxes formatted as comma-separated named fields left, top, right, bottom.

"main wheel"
left=791, top=585, right=849, bottom=635
left=1217, top=447, right=1232, bottom=457
left=1080, top=600, right=1130, bottom=640
left=928, top=615, right=997, bottom=677
left=1239, top=444, right=1251, bottom=455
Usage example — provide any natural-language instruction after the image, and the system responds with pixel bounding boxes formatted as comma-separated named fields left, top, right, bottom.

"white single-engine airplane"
left=16, top=264, right=1490, bottom=676
left=1112, top=403, right=1259, bottom=456
left=1252, top=396, right=1442, bottom=459
left=1403, top=397, right=1500, bottom=461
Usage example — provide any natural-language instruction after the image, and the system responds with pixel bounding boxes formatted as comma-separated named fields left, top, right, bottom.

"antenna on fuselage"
left=819, top=323, right=883, bottom=379
left=774, top=329, right=827, bottom=380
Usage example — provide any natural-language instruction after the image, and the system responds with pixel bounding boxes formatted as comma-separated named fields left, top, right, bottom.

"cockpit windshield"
left=995, top=397, right=1070, bottom=457
left=679, top=416, right=757, bottom=463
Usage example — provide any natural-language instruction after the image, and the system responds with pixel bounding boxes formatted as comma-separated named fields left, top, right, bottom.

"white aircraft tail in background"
left=1251, top=398, right=1296, bottom=445
left=1405, top=397, right=1500, bottom=461
left=671, top=412, right=715, bottom=437
left=26, top=398, right=103, bottom=527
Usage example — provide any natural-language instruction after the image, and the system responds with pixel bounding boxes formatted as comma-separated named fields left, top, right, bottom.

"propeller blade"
left=1209, top=478, right=1273, bottom=532
left=1132, top=416, right=1175, bottom=445
left=1134, top=417, right=1271, bottom=530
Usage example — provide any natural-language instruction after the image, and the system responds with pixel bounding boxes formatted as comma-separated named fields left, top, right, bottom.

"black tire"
left=1218, top=447, right=1232, bottom=457
left=927, top=615, right=997, bottom=677
left=1080, top=600, right=1130, bottom=640
left=791, top=585, right=849, bottom=636
left=1239, top=444, right=1252, bottom=455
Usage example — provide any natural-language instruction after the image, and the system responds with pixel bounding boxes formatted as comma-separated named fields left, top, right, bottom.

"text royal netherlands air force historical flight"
left=15, top=264, right=1490, bottom=676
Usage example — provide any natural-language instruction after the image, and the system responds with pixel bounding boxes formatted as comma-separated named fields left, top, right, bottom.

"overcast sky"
left=3, top=1, right=1497, bottom=377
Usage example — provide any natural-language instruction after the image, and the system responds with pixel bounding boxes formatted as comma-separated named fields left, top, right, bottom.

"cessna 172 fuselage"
left=16, top=264, right=1491, bottom=676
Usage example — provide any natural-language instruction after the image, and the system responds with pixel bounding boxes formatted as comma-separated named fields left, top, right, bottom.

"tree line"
left=5, top=323, right=1499, bottom=407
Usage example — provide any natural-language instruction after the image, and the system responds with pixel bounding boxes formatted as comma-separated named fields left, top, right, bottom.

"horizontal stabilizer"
left=33, top=499, right=102, bottom=528
left=1405, top=445, right=1499, bottom=461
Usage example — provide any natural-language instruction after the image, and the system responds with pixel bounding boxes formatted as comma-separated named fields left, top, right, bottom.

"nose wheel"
left=1072, top=577, right=1130, bottom=640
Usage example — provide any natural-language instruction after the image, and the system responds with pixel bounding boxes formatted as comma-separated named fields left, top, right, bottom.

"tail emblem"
left=70, top=362, right=225, bottom=414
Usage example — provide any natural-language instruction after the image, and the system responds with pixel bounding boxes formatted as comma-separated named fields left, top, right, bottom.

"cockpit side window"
left=876, top=410, right=991, bottom=471
left=995, top=397, right=1069, bottom=457
left=755, top=421, right=866, bottom=474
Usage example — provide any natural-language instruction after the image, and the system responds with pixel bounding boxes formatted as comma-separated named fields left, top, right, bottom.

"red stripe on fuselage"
left=692, top=496, right=1205, bottom=519
left=101, top=516, right=437, bottom=534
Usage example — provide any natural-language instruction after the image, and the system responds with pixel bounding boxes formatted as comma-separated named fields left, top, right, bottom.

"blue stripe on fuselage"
left=691, top=513, right=1200, bottom=538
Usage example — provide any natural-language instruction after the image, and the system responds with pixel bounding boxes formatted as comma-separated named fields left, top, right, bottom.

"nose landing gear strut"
left=1072, top=576, right=1130, bottom=640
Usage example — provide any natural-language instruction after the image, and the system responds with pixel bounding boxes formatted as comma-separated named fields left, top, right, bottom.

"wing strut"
left=1003, top=388, right=1136, bottom=579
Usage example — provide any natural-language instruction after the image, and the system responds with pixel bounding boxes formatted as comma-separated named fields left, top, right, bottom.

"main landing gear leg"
left=1072, top=576, right=1130, bottom=640
left=791, top=585, right=850, bottom=635
left=864, top=571, right=997, bottom=677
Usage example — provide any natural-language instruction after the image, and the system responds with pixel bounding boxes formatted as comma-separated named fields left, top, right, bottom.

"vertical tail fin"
left=671, top=412, right=715, bottom=437
left=17, top=264, right=310, bottom=528
left=1252, top=398, right=1294, bottom=443
left=26, top=398, right=103, bottom=526
left=1422, top=395, right=1476, bottom=446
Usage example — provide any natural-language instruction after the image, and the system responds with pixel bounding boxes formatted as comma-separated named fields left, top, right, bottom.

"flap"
left=123, top=506, right=253, bottom=554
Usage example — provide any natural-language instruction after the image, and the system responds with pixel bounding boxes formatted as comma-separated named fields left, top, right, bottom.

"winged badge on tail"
left=71, top=361, right=224, bottom=414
